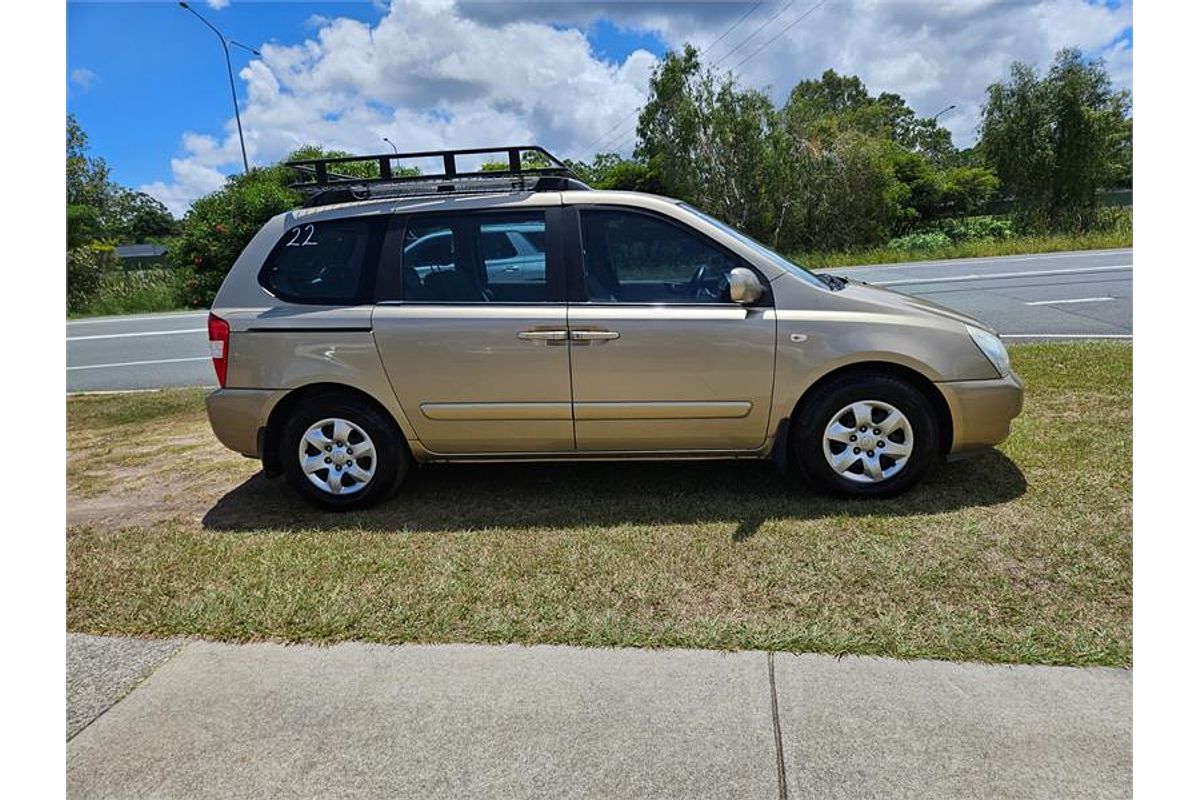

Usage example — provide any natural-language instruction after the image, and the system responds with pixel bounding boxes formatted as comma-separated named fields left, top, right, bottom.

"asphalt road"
left=66, top=248, right=1132, bottom=392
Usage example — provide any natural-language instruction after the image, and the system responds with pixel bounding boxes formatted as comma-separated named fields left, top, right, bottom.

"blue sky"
left=66, top=1, right=1131, bottom=216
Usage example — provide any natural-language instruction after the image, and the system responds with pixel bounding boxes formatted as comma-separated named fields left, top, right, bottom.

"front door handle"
left=517, top=329, right=568, bottom=343
left=570, top=330, right=620, bottom=342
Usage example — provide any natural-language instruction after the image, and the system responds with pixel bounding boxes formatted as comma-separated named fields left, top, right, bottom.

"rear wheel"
left=279, top=392, right=409, bottom=510
left=793, top=373, right=937, bottom=498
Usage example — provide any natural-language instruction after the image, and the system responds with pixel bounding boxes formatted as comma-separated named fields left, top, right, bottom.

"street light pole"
left=382, top=137, right=399, bottom=153
left=179, top=2, right=258, bottom=173
left=932, top=104, right=957, bottom=124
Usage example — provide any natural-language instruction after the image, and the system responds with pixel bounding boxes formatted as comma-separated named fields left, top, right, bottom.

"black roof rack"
left=287, top=145, right=591, bottom=207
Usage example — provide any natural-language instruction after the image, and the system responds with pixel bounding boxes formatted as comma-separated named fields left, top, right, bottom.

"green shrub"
left=1094, top=206, right=1132, bottom=236
left=939, top=215, right=1013, bottom=242
left=887, top=231, right=952, bottom=251
left=66, top=242, right=119, bottom=313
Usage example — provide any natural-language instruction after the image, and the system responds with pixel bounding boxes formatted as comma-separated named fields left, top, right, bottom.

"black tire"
left=792, top=373, right=938, bottom=498
left=279, top=391, right=409, bottom=511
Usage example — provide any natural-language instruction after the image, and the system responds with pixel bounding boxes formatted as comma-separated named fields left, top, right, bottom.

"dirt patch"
left=67, top=412, right=259, bottom=531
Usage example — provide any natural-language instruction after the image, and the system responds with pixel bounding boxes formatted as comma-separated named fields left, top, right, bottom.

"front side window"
left=580, top=210, right=746, bottom=304
left=680, top=204, right=827, bottom=290
left=259, top=217, right=378, bottom=303
left=401, top=213, right=547, bottom=302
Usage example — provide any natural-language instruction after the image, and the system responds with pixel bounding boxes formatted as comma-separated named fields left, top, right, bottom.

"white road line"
left=1000, top=333, right=1132, bottom=339
left=874, top=264, right=1131, bottom=287
left=67, top=328, right=206, bottom=342
left=67, top=356, right=211, bottom=371
left=66, top=312, right=208, bottom=326
left=1024, top=296, right=1114, bottom=306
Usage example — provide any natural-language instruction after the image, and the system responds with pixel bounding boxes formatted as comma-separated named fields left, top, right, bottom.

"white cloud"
left=70, top=67, right=97, bottom=91
left=139, top=158, right=229, bottom=217
left=205, top=0, right=230, bottom=10
left=142, top=0, right=1132, bottom=215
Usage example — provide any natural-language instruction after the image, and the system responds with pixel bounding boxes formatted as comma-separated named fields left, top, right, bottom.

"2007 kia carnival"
left=205, top=146, right=1023, bottom=510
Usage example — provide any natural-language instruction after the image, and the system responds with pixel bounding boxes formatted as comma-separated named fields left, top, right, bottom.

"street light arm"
left=230, top=41, right=261, bottom=57
left=179, top=2, right=227, bottom=47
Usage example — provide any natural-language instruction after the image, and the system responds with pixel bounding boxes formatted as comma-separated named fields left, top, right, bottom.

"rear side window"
left=400, top=212, right=547, bottom=302
left=259, top=217, right=381, bottom=304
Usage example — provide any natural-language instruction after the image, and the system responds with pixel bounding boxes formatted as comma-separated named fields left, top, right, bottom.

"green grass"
left=69, top=269, right=190, bottom=318
left=66, top=342, right=1131, bottom=666
left=68, top=386, right=207, bottom=427
left=795, top=229, right=1132, bottom=270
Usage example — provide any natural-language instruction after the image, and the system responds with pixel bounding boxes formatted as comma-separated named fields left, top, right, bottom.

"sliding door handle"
left=517, top=329, right=568, bottom=342
left=570, top=330, right=620, bottom=341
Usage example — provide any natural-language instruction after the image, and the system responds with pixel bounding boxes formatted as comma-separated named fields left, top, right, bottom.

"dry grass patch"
left=67, top=343, right=1131, bottom=666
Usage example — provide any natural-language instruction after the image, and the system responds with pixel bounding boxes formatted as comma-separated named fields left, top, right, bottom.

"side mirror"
left=728, top=267, right=764, bottom=305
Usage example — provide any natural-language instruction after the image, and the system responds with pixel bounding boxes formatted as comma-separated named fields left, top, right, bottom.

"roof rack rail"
left=286, top=145, right=591, bottom=207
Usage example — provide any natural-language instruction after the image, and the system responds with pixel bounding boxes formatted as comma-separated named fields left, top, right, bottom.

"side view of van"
left=205, top=146, right=1023, bottom=510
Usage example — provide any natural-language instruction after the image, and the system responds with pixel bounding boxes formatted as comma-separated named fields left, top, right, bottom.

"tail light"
left=207, top=313, right=230, bottom=388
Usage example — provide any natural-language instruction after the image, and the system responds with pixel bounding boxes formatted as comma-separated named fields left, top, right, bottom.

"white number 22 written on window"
left=285, top=225, right=318, bottom=247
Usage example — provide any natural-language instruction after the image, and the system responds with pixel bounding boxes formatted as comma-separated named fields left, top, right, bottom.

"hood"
left=834, top=277, right=992, bottom=332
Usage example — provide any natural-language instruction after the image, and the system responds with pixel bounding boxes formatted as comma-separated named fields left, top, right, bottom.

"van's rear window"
left=259, top=217, right=380, bottom=304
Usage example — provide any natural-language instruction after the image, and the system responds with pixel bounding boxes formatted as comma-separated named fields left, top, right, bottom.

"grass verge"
left=66, top=343, right=1131, bottom=666
left=796, top=230, right=1132, bottom=270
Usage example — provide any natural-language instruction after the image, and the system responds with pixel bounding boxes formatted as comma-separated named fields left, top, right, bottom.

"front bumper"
left=206, top=388, right=287, bottom=458
left=937, top=372, right=1024, bottom=455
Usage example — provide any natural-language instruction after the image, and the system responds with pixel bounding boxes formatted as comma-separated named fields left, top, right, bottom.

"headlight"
left=968, top=326, right=1010, bottom=376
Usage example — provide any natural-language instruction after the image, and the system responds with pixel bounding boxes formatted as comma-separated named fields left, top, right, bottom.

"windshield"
left=679, top=204, right=827, bottom=290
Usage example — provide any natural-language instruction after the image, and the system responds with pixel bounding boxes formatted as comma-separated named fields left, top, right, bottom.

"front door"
left=372, top=208, right=574, bottom=454
left=566, top=207, right=777, bottom=452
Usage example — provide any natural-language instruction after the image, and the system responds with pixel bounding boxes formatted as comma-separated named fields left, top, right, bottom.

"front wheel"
left=279, top=392, right=409, bottom=511
left=793, top=374, right=938, bottom=498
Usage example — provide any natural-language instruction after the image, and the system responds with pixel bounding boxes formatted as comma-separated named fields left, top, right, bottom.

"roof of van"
left=281, top=188, right=683, bottom=220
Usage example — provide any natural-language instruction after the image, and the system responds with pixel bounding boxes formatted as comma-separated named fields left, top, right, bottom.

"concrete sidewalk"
left=66, top=635, right=1130, bottom=799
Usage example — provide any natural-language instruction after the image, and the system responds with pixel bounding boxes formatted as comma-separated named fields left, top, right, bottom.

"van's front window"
left=679, top=204, right=827, bottom=290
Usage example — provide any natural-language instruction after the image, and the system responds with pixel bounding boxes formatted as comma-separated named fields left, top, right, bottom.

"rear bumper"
left=206, top=388, right=287, bottom=458
left=937, top=372, right=1024, bottom=455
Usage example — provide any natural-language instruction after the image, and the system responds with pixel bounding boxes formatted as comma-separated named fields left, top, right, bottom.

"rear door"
left=372, top=206, right=574, bottom=455
left=564, top=206, right=777, bottom=452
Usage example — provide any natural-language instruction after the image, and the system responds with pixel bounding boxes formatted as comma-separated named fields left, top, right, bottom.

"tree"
left=567, top=153, right=666, bottom=193
left=636, top=45, right=776, bottom=237
left=67, top=114, right=111, bottom=209
left=979, top=47, right=1130, bottom=229
left=784, top=71, right=954, bottom=163
left=106, top=189, right=179, bottom=243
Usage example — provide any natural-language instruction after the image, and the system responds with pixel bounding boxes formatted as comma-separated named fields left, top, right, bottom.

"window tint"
left=581, top=210, right=744, bottom=304
left=260, top=218, right=377, bottom=303
left=481, top=230, right=517, bottom=260
left=401, top=213, right=547, bottom=302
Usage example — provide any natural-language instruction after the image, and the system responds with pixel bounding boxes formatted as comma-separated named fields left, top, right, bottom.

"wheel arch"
left=787, top=361, right=953, bottom=459
left=261, top=382, right=408, bottom=478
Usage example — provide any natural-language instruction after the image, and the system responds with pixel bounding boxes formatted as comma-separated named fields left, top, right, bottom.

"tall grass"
left=796, top=229, right=1133, bottom=270
left=70, top=268, right=189, bottom=317
left=795, top=208, right=1132, bottom=270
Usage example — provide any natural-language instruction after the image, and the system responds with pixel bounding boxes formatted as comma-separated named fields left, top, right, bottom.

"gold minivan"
left=205, top=146, right=1022, bottom=510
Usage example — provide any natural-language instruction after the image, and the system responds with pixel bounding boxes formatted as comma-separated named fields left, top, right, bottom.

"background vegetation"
left=65, top=46, right=1131, bottom=313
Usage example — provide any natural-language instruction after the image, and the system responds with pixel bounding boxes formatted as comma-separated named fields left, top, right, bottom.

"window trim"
left=565, top=204, right=774, bottom=308
left=257, top=215, right=387, bottom=306
left=375, top=207, right=566, bottom=305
